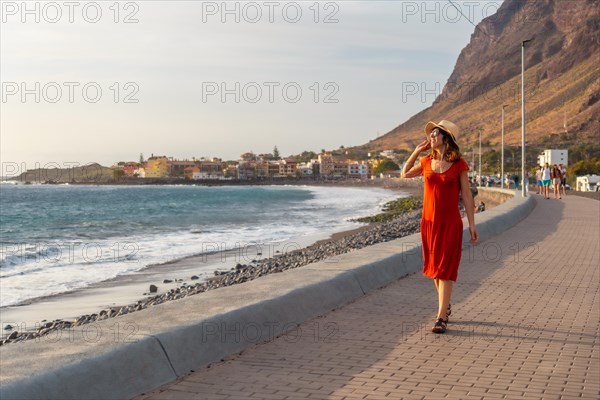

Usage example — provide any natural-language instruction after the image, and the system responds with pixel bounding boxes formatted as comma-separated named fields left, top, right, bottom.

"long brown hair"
left=431, top=129, right=462, bottom=162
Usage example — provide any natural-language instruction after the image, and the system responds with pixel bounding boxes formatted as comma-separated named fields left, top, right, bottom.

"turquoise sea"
left=0, top=184, right=399, bottom=306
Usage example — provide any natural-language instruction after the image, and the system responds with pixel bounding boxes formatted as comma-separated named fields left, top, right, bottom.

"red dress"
left=419, top=155, right=469, bottom=281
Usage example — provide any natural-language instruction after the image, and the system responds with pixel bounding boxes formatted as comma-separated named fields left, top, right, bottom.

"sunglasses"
left=430, top=129, right=444, bottom=138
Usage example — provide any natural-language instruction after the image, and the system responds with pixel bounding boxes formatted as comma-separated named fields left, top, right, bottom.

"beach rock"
left=191, top=275, right=199, bottom=280
left=7, top=331, right=18, bottom=340
left=149, top=284, right=158, bottom=293
left=4, top=324, right=13, bottom=331
left=38, top=328, right=52, bottom=336
left=163, top=279, right=173, bottom=283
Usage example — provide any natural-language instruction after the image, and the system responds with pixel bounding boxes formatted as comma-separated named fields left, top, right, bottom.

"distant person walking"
left=560, top=164, right=567, bottom=196
left=536, top=166, right=543, bottom=194
left=401, top=120, right=478, bottom=334
left=542, top=163, right=552, bottom=199
left=552, top=164, right=562, bottom=199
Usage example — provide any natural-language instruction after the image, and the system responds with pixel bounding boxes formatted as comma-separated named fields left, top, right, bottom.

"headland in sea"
left=0, top=179, right=425, bottom=345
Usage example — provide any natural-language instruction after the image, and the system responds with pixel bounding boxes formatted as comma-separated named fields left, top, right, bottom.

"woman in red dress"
left=401, top=120, right=479, bottom=334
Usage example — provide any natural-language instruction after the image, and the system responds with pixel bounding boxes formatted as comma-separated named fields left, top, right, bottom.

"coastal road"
left=137, top=194, right=599, bottom=400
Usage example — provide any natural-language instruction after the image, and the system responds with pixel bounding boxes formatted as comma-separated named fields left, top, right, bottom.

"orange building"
left=145, top=156, right=169, bottom=178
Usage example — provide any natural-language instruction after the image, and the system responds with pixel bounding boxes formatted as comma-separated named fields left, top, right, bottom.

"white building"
left=538, top=149, right=568, bottom=167
left=576, top=175, right=600, bottom=192
left=348, top=162, right=368, bottom=178
left=297, top=162, right=314, bottom=177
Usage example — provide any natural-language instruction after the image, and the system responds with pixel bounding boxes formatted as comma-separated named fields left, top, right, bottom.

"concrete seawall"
left=0, top=188, right=534, bottom=400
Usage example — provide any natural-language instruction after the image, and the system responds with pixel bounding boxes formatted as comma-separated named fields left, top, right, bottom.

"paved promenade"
left=138, top=195, right=599, bottom=400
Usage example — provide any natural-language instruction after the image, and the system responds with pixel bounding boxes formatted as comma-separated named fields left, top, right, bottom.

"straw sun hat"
left=424, top=120, right=459, bottom=143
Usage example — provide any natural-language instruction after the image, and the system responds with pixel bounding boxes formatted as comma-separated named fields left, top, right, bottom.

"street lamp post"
left=478, top=128, right=482, bottom=188
left=521, top=39, right=532, bottom=197
left=501, top=104, right=508, bottom=188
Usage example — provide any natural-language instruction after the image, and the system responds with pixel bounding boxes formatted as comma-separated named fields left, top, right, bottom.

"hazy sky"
left=1, top=0, right=501, bottom=171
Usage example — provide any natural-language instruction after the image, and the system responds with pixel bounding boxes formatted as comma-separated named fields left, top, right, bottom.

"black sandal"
left=446, top=303, right=452, bottom=321
left=432, top=318, right=448, bottom=334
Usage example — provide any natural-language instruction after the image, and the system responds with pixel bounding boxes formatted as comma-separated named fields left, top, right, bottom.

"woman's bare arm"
left=401, top=140, right=430, bottom=178
left=460, top=170, right=479, bottom=244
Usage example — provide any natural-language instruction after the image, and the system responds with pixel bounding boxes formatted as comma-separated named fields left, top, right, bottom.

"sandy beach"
left=1, top=181, right=424, bottom=340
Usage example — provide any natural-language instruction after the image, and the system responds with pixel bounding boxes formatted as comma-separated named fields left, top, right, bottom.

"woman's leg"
left=437, top=280, right=454, bottom=320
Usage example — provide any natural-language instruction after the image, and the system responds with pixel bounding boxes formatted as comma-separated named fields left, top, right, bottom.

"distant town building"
left=318, top=154, right=335, bottom=176
left=538, top=149, right=568, bottom=167
left=297, top=162, right=314, bottom=177
left=199, top=160, right=222, bottom=176
left=238, top=161, right=256, bottom=180
left=122, top=162, right=140, bottom=177
left=279, top=159, right=298, bottom=176
left=145, top=156, right=169, bottom=178
left=184, top=166, right=200, bottom=180
left=255, top=161, right=269, bottom=178
left=268, top=161, right=281, bottom=177
left=170, top=159, right=197, bottom=177
left=348, top=161, right=368, bottom=178
left=576, top=175, right=600, bottom=192
left=333, top=160, right=349, bottom=177
left=223, top=163, right=238, bottom=178
left=111, top=161, right=142, bottom=178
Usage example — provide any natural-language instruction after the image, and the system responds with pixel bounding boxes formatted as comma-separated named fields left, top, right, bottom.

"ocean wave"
left=0, top=185, right=400, bottom=306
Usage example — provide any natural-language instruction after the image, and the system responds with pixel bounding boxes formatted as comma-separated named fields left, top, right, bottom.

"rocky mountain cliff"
left=365, top=0, right=599, bottom=153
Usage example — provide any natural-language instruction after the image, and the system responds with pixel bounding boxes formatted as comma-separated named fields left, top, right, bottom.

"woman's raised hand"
left=415, top=140, right=431, bottom=154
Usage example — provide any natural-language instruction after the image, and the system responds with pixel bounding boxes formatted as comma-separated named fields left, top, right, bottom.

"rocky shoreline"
left=1, top=206, right=423, bottom=346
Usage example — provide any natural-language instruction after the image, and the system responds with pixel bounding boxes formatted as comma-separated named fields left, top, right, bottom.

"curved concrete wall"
left=0, top=189, right=534, bottom=400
